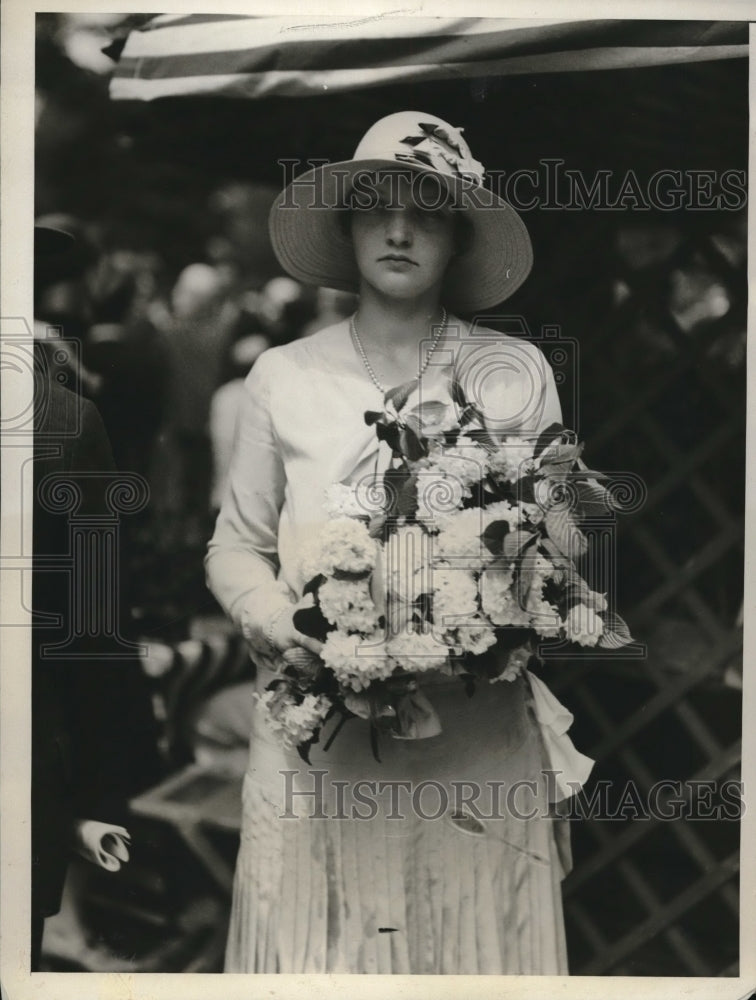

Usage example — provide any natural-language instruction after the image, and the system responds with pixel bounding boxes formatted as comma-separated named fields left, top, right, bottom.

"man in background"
left=32, top=225, right=159, bottom=969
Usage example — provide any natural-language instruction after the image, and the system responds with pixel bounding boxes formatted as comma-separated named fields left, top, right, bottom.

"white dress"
left=206, top=318, right=587, bottom=974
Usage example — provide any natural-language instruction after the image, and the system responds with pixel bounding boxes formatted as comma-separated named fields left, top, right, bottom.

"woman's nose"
left=385, top=210, right=412, bottom=246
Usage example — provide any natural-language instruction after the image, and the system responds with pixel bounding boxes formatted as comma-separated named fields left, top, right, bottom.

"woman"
left=206, top=112, right=590, bottom=974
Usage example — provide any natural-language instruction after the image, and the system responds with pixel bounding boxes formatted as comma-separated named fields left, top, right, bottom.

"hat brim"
left=34, top=225, right=76, bottom=260
left=268, top=159, right=533, bottom=314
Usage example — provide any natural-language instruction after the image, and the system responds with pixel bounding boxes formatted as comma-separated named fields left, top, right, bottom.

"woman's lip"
left=379, top=255, right=417, bottom=264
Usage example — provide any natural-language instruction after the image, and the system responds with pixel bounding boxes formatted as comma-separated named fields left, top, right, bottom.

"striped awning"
left=109, top=16, right=748, bottom=101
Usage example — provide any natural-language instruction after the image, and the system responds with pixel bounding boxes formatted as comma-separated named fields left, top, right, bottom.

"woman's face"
left=349, top=172, right=456, bottom=303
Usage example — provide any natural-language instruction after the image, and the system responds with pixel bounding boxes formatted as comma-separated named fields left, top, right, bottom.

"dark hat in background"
left=34, top=216, right=97, bottom=290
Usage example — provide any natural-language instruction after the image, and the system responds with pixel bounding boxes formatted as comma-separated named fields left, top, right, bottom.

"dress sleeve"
left=530, top=343, right=563, bottom=434
left=456, top=337, right=563, bottom=439
left=205, top=352, right=294, bottom=656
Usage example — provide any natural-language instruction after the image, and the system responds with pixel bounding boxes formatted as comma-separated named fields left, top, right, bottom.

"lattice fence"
left=542, top=210, right=745, bottom=976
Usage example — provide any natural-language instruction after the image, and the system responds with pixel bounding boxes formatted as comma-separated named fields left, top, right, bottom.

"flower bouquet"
left=258, top=377, right=634, bottom=762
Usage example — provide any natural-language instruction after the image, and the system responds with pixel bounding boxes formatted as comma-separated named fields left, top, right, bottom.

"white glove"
left=72, top=819, right=131, bottom=872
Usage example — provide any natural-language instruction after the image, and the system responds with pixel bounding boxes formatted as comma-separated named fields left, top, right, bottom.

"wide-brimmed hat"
left=268, top=111, right=533, bottom=314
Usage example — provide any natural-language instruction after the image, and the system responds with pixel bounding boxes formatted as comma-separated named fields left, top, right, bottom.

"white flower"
left=321, top=628, right=394, bottom=691
left=490, top=438, right=536, bottom=483
left=526, top=590, right=562, bottom=637
left=490, top=645, right=530, bottom=683
left=565, top=603, right=604, bottom=646
left=256, top=688, right=332, bottom=749
left=421, top=441, right=490, bottom=496
left=415, top=472, right=466, bottom=526
left=322, top=483, right=368, bottom=520
left=386, top=629, right=448, bottom=674
left=431, top=564, right=479, bottom=629
left=586, top=590, right=608, bottom=612
left=318, top=577, right=380, bottom=633
left=483, top=500, right=523, bottom=532
left=479, top=565, right=530, bottom=626
left=433, top=508, right=492, bottom=562
left=490, top=663, right=520, bottom=683
left=452, top=621, right=498, bottom=656
left=301, top=517, right=377, bottom=580
left=519, top=500, right=546, bottom=525
left=384, top=525, right=432, bottom=603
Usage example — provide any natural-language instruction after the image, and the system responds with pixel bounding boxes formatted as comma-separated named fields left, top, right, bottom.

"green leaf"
left=573, top=479, right=613, bottom=519
left=465, top=420, right=498, bottom=449
left=406, top=399, right=449, bottom=427
left=302, top=573, right=327, bottom=597
left=538, top=442, right=583, bottom=470
left=403, top=412, right=423, bottom=438
left=321, top=709, right=354, bottom=753
left=538, top=537, right=575, bottom=580
left=374, top=420, right=401, bottom=453
left=502, top=529, right=537, bottom=559
left=544, top=508, right=588, bottom=559
left=399, top=424, right=428, bottom=461
left=534, top=422, right=566, bottom=458
left=564, top=574, right=592, bottom=608
left=385, top=379, right=418, bottom=413
left=574, top=468, right=608, bottom=480
left=293, top=605, right=333, bottom=643
left=514, top=559, right=535, bottom=609
left=384, top=466, right=411, bottom=518
left=450, top=377, right=468, bottom=408
left=517, top=475, right=537, bottom=504
left=597, top=611, right=635, bottom=648
left=368, top=512, right=387, bottom=539
left=481, top=519, right=510, bottom=555
left=397, top=473, right=419, bottom=517
left=537, top=463, right=570, bottom=481
left=297, top=723, right=323, bottom=765
left=331, top=567, right=372, bottom=581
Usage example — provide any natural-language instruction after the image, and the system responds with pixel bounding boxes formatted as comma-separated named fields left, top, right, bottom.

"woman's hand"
left=268, top=593, right=324, bottom=657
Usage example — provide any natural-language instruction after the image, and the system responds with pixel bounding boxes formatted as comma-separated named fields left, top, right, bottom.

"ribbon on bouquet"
left=391, top=688, right=443, bottom=740
left=524, top=669, right=595, bottom=803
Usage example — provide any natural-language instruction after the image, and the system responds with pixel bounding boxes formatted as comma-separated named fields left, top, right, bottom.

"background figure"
left=32, top=226, right=160, bottom=969
left=33, top=212, right=102, bottom=398
left=155, top=262, right=239, bottom=546
left=299, top=287, right=358, bottom=338
left=258, top=276, right=316, bottom=346
left=32, top=382, right=161, bottom=968
left=83, top=250, right=170, bottom=482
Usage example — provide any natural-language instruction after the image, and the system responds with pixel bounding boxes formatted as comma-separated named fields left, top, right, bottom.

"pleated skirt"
left=225, top=670, right=572, bottom=974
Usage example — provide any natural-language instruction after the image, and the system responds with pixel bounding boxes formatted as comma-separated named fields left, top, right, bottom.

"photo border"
left=1, top=2, right=753, bottom=997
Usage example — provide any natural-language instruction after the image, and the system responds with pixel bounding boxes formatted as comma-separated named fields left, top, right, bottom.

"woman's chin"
left=366, top=274, right=438, bottom=302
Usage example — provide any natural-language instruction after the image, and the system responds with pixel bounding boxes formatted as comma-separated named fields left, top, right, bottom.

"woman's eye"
left=415, top=207, right=449, bottom=226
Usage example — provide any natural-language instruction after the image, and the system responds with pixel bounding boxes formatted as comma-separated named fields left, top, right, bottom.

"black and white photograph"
left=1, top=5, right=753, bottom=997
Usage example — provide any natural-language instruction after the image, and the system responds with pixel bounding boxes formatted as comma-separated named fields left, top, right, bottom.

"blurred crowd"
left=34, top=206, right=357, bottom=638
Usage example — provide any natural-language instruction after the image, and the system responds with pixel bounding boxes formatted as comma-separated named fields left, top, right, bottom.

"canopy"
left=109, top=16, right=747, bottom=101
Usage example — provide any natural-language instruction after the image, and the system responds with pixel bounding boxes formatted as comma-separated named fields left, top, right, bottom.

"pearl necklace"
left=349, top=307, right=448, bottom=395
